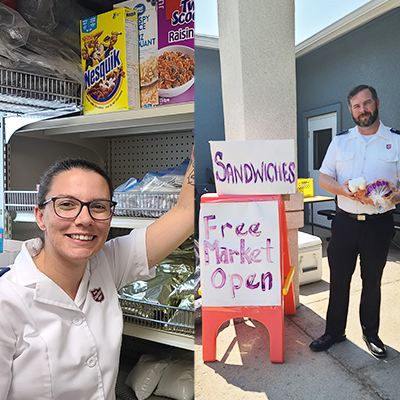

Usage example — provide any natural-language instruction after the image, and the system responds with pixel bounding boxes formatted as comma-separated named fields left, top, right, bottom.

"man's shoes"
left=363, top=335, right=386, bottom=358
left=309, top=333, right=346, bottom=352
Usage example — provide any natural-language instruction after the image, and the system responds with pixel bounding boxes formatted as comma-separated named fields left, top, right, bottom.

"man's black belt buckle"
left=337, top=208, right=390, bottom=221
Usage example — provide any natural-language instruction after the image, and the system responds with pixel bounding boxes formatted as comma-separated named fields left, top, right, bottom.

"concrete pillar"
left=217, top=0, right=303, bottom=305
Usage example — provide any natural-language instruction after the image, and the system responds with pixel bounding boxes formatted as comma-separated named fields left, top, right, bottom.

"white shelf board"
left=13, top=102, right=194, bottom=139
left=123, top=322, right=194, bottom=351
left=111, top=217, right=156, bottom=229
left=13, top=213, right=156, bottom=229
left=13, top=212, right=36, bottom=223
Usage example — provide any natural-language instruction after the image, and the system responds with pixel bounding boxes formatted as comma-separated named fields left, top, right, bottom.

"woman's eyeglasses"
left=40, top=196, right=117, bottom=221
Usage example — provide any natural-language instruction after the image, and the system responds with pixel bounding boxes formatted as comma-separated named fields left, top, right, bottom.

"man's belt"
left=337, top=208, right=392, bottom=221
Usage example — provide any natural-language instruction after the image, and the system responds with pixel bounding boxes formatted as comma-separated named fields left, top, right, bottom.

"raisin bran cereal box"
left=80, top=8, right=140, bottom=115
left=158, top=0, right=194, bottom=106
left=114, top=0, right=159, bottom=107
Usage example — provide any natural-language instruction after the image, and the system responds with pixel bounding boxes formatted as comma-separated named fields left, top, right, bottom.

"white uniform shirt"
left=320, top=121, right=400, bottom=214
left=0, top=227, right=155, bottom=400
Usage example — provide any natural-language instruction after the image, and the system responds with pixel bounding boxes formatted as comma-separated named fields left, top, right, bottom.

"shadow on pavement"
left=195, top=307, right=400, bottom=400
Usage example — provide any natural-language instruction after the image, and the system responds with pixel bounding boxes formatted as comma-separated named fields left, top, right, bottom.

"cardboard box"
left=114, top=0, right=159, bottom=107
left=80, top=8, right=140, bottom=115
left=158, top=0, right=194, bottom=106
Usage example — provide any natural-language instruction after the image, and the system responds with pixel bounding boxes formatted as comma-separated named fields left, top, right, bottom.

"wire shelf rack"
left=0, top=68, right=81, bottom=115
left=119, top=298, right=194, bottom=337
left=4, top=191, right=38, bottom=212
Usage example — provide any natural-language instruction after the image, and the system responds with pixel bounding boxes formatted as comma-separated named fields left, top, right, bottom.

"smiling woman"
left=0, top=156, right=194, bottom=400
left=34, top=164, right=115, bottom=297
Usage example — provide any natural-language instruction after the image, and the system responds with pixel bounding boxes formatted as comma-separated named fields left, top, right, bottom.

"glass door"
left=307, top=113, right=337, bottom=228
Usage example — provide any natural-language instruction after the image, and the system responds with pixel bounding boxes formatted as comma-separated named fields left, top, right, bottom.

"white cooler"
left=298, top=231, right=322, bottom=286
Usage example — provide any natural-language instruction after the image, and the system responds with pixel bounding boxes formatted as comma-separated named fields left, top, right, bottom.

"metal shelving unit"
left=1, top=70, right=194, bottom=351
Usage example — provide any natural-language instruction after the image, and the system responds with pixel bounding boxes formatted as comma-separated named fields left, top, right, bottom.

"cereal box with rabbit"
left=114, top=0, right=159, bottom=107
left=80, top=8, right=140, bottom=115
left=158, top=0, right=195, bottom=105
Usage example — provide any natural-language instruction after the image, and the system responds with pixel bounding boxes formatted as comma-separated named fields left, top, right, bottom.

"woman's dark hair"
left=37, top=158, right=114, bottom=206
left=347, top=85, right=378, bottom=107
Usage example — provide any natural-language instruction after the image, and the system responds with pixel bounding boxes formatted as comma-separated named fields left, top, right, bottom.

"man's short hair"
left=347, top=85, right=378, bottom=107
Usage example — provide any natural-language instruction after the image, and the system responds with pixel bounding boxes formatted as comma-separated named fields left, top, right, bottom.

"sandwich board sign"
left=199, top=140, right=296, bottom=363
left=199, top=199, right=281, bottom=307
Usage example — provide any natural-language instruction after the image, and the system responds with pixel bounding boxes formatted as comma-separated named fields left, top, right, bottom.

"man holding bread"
left=309, top=84, right=400, bottom=358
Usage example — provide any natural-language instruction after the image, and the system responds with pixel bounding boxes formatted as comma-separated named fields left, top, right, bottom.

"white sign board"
left=209, top=140, right=296, bottom=195
left=199, top=200, right=282, bottom=307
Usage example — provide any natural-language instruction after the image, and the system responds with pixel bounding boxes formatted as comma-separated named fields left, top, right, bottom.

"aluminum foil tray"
left=119, top=298, right=194, bottom=337
left=114, top=192, right=179, bottom=218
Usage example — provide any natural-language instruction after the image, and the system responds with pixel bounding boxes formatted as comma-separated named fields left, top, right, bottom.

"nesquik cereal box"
left=158, top=0, right=195, bottom=106
left=114, top=0, right=159, bottom=107
left=80, top=8, right=140, bottom=115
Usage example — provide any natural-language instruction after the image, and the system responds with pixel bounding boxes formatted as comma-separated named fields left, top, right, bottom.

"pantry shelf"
left=11, top=213, right=156, bottom=230
left=7, top=102, right=194, bottom=141
left=123, top=323, right=194, bottom=351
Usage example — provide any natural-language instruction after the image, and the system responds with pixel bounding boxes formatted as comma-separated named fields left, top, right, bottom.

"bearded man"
left=309, top=85, right=400, bottom=358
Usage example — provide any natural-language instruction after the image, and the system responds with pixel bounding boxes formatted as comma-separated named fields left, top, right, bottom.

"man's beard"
left=352, top=108, right=379, bottom=127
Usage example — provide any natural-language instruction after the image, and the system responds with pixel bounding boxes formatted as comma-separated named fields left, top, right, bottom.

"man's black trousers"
left=325, top=210, right=394, bottom=338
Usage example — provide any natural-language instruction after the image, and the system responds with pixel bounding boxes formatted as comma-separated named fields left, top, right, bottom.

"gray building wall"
left=296, top=7, right=400, bottom=178
left=194, top=46, right=225, bottom=193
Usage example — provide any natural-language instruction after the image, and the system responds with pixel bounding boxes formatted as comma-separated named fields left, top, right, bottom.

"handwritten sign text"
left=200, top=200, right=281, bottom=307
left=210, top=140, right=296, bottom=195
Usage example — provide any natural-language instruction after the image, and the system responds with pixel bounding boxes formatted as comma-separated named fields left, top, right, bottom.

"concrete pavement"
left=195, top=225, right=400, bottom=399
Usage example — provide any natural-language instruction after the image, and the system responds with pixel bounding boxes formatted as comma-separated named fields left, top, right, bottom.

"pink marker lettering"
left=203, top=215, right=216, bottom=240
left=246, top=273, right=260, bottom=290
left=230, top=273, right=243, bottom=298
left=211, top=267, right=226, bottom=289
left=261, top=239, right=274, bottom=263
left=261, top=272, right=273, bottom=291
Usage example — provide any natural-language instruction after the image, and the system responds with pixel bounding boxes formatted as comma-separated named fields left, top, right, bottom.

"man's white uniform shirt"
left=320, top=121, right=400, bottom=214
left=0, top=227, right=155, bottom=400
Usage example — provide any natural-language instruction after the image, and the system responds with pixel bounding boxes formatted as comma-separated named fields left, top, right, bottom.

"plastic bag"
left=114, top=177, right=137, bottom=192
left=0, top=3, right=30, bottom=55
left=17, top=0, right=93, bottom=54
left=0, top=4, right=84, bottom=83
left=11, top=27, right=84, bottom=83
left=125, top=353, right=171, bottom=400
left=120, top=159, right=190, bottom=194
left=139, top=171, right=182, bottom=192
left=360, top=179, right=397, bottom=211
left=154, top=358, right=194, bottom=400
left=16, top=0, right=58, bottom=34
left=51, top=0, right=94, bottom=54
